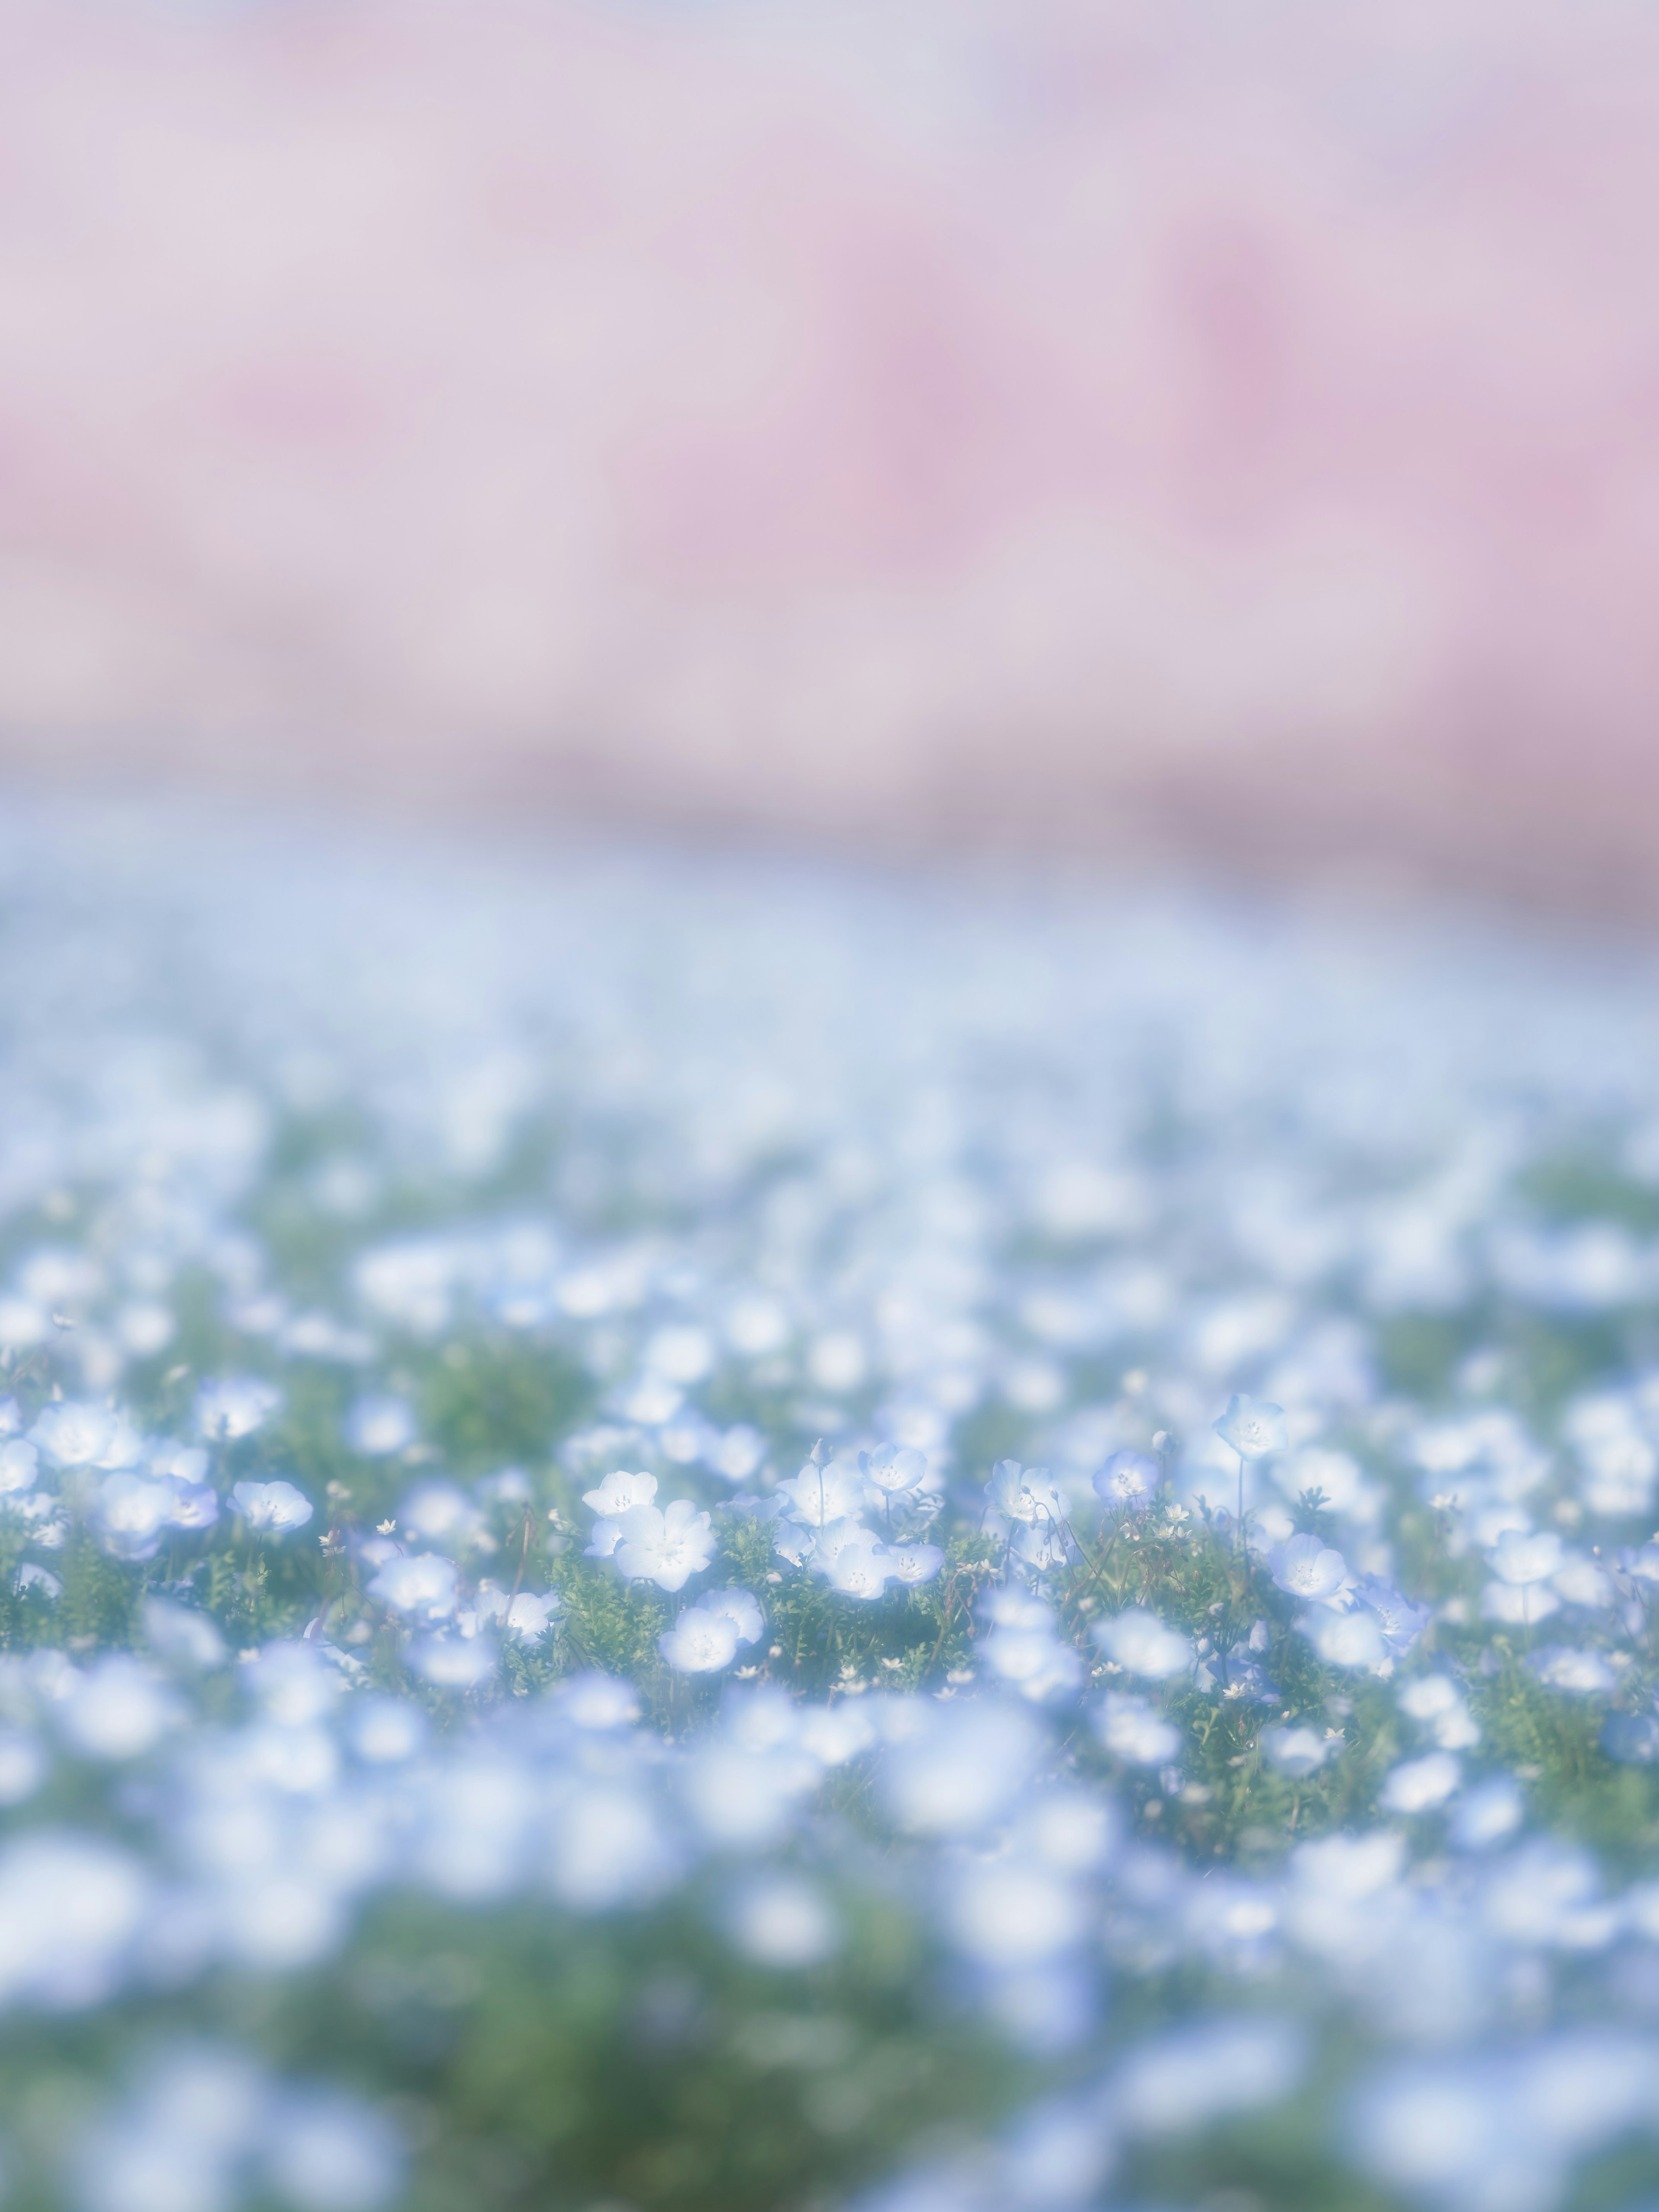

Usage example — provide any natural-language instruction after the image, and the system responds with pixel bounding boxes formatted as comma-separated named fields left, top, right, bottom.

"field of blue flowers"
left=4, top=805, right=1659, bottom=2212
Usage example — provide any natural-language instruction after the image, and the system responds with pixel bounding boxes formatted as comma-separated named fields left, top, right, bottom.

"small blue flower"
left=1093, top=1450, right=1160, bottom=1513
left=1268, top=1534, right=1351, bottom=1607
left=1213, top=1395, right=1288, bottom=1460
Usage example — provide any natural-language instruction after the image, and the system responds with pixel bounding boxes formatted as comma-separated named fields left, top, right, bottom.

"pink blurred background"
left=3, top=0, right=1658, bottom=911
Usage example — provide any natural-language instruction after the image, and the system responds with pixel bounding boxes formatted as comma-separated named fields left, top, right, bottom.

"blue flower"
left=1213, top=1395, right=1289, bottom=1460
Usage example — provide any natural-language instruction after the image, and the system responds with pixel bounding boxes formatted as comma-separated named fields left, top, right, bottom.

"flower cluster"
left=4, top=805, right=1659, bottom=2211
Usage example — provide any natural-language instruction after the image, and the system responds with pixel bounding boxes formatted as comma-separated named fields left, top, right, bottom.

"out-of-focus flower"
left=1261, top=1726, right=1335, bottom=1779
left=1298, top=1608, right=1386, bottom=1672
left=1487, top=1529, right=1565, bottom=1586
left=1379, top=1752, right=1461, bottom=1815
left=195, top=1378, right=283, bottom=1442
left=1092, top=1608, right=1192, bottom=1680
left=30, top=1402, right=140, bottom=1470
left=344, top=1394, right=417, bottom=1457
left=367, top=1554, right=459, bottom=1622
left=1093, top=1693, right=1181, bottom=1767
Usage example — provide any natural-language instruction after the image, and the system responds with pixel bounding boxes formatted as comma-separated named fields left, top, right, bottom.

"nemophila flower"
left=1379, top=1751, right=1461, bottom=1815
left=1268, top=1534, right=1351, bottom=1608
left=1261, top=1725, right=1335, bottom=1779
left=985, top=1460, right=1068, bottom=1527
left=0, top=1829, right=149, bottom=2007
left=659, top=1605, right=742, bottom=1674
left=194, top=1376, right=282, bottom=1442
left=1093, top=1608, right=1192, bottom=1680
left=815, top=1519, right=894, bottom=1600
left=229, top=1478, right=314, bottom=1535
left=470, top=1586, right=560, bottom=1642
left=92, top=1471, right=176, bottom=1562
left=1298, top=1606, right=1387, bottom=1672
left=702, top=1586, right=765, bottom=1645
left=1603, top=1711, right=1659, bottom=1764
left=1351, top=1577, right=1430, bottom=1659
left=554, top=1672, right=641, bottom=1731
left=581, top=1469, right=657, bottom=1518
left=1487, top=1527, right=1564, bottom=1586
left=265, top=2085, right=408, bottom=2212
left=29, top=1400, right=140, bottom=1470
left=1482, top=1580, right=1563, bottom=1626
left=1616, top=1540, right=1659, bottom=1586
left=344, top=1393, right=417, bottom=1457
left=861, top=1444, right=927, bottom=1495
left=366, top=1553, right=459, bottom=1621
left=723, top=1873, right=842, bottom=1967
left=1213, top=1394, right=1288, bottom=1460
left=777, top=1460, right=867, bottom=1526
left=1529, top=1646, right=1619, bottom=1694
left=771, top=1518, right=817, bottom=1569
left=1093, top=1450, right=1160, bottom=1513
left=166, top=1479, right=221, bottom=1533
left=1201, top=1644, right=1281, bottom=1704
left=407, top=1635, right=498, bottom=1689
left=1449, top=1773, right=1525, bottom=1850
left=0, top=1728, right=46, bottom=1806
left=1093, top=1692, right=1182, bottom=1767
left=142, top=1598, right=226, bottom=1672
left=984, top=1601, right=1084, bottom=1703
left=57, top=1656, right=180, bottom=1762
left=879, top=1700, right=1043, bottom=1837
left=0, top=1438, right=38, bottom=1494
left=348, top=1695, right=428, bottom=1763
left=1011, top=1519, right=1081, bottom=1572
left=613, top=1499, right=717, bottom=1592
left=884, top=1540, right=945, bottom=1586
left=1398, top=1675, right=1480, bottom=1750
left=946, top=1856, right=1087, bottom=1969
left=400, top=1481, right=485, bottom=1548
